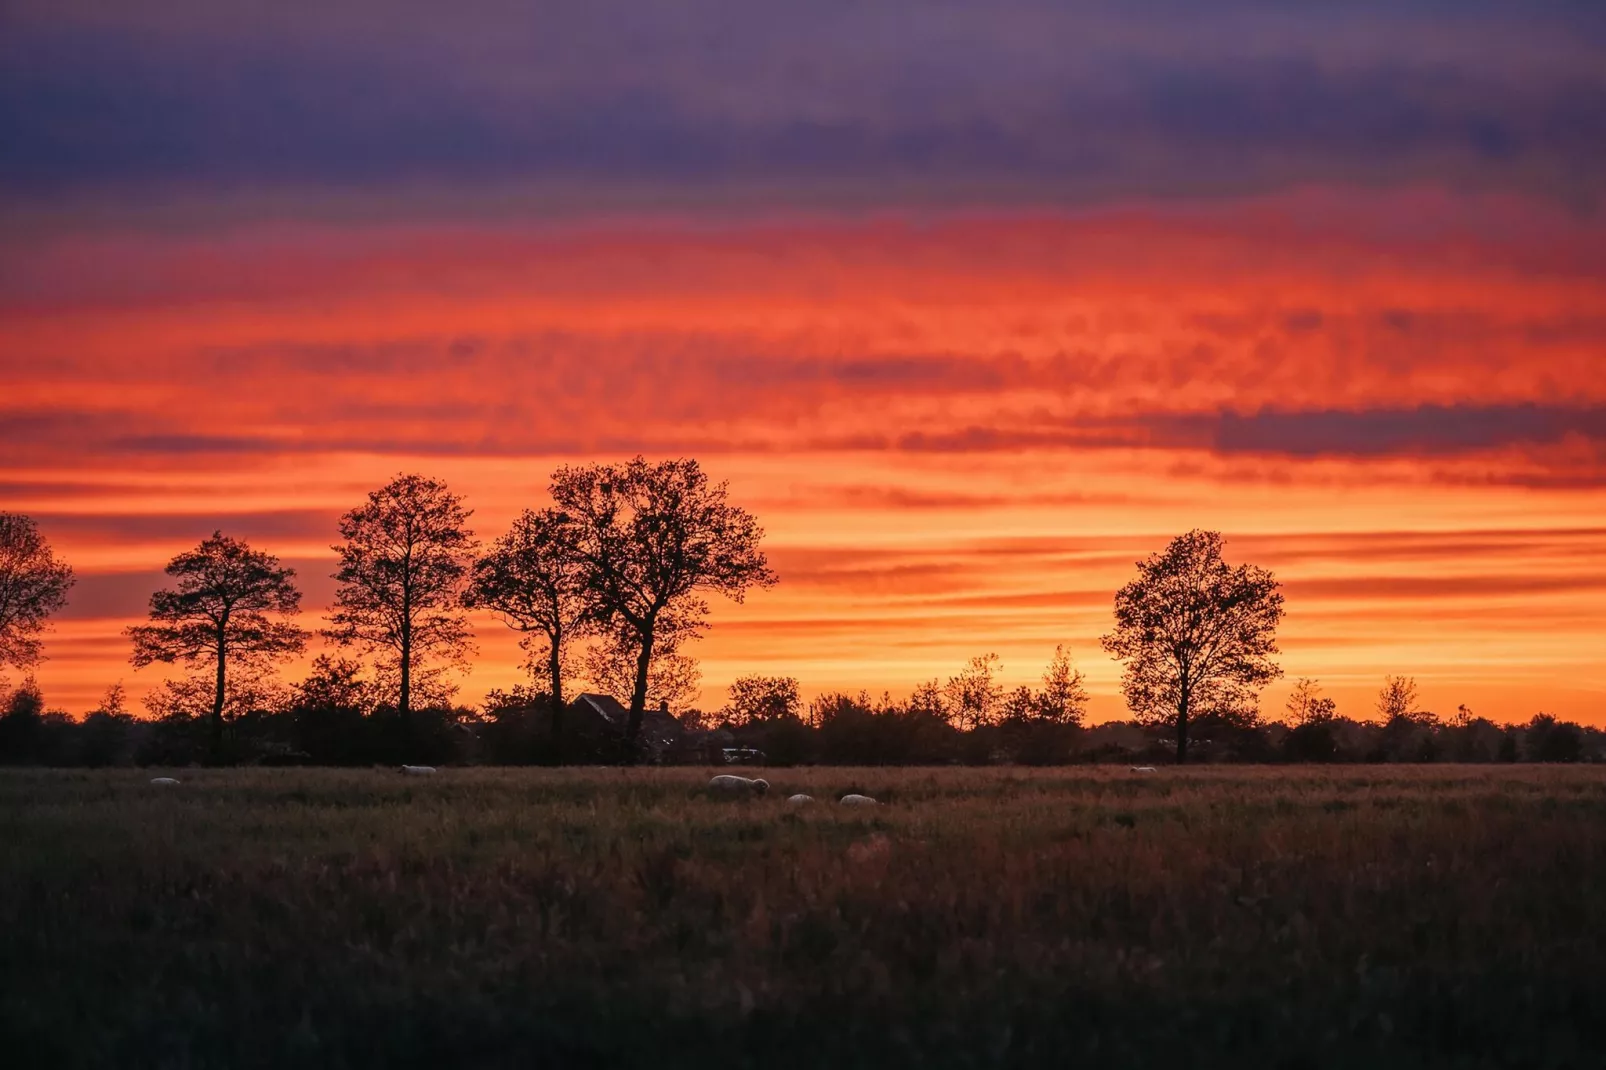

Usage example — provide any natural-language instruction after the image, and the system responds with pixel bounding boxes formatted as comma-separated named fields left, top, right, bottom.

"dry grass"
left=3, top=765, right=1604, bottom=1068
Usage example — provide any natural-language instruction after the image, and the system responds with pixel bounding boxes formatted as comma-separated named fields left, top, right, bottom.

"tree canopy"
left=0, top=513, right=75, bottom=670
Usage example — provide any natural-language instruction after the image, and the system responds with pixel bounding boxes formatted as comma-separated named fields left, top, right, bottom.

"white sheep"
left=839, top=793, right=878, bottom=806
left=1129, top=766, right=1158, bottom=773
left=708, top=774, right=769, bottom=797
left=149, top=777, right=180, bottom=785
left=400, top=765, right=437, bottom=776
left=786, top=793, right=814, bottom=805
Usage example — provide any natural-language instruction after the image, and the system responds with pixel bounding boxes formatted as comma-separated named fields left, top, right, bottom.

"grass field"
left=3, top=766, right=1604, bottom=1068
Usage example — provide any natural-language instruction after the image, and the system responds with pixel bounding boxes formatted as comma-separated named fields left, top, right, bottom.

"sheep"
left=786, top=793, right=814, bottom=806
left=1129, top=766, right=1158, bottom=773
left=708, top=774, right=769, bottom=797
left=400, top=765, right=437, bottom=776
left=149, top=777, right=180, bottom=786
left=839, top=793, right=878, bottom=806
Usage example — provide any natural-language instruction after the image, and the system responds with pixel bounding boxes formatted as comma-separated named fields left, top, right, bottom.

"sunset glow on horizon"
left=3, top=3, right=1603, bottom=723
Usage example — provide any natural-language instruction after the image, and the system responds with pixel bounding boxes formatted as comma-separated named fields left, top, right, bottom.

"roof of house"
left=571, top=693, right=685, bottom=750
left=572, top=692, right=630, bottom=727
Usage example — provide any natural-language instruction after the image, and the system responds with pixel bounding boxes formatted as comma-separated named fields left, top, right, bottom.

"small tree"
left=287, top=655, right=375, bottom=765
left=326, top=474, right=477, bottom=717
left=468, top=508, right=591, bottom=738
left=295, top=654, right=376, bottom=713
left=1001, top=685, right=1040, bottom=722
left=550, top=457, right=776, bottom=753
left=722, top=675, right=801, bottom=726
left=1101, top=530, right=1284, bottom=764
left=94, top=681, right=130, bottom=719
left=1376, top=676, right=1423, bottom=723
left=0, top=513, right=75, bottom=670
left=142, top=664, right=288, bottom=723
left=127, top=532, right=307, bottom=761
left=1285, top=678, right=1338, bottom=726
left=0, top=676, right=46, bottom=764
left=1038, top=644, right=1089, bottom=726
left=945, top=654, right=1003, bottom=731
left=906, top=679, right=949, bottom=721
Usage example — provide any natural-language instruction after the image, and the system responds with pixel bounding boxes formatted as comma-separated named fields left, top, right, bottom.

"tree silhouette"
left=1038, top=644, right=1089, bottom=726
left=550, top=457, right=775, bottom=754
left=1376, top=676, right=1425, bottom=723
left=295, top=654, right=375, bottom=713
left=326, top=474, right=477, bottom=717
left=1285, top=678, right=1338, bottom=725
left=0, top=513, right=75, bottom=670
left=1001, top=685, right=1039, bottom=722
left=945, top=653, right=1003, bottom=731
left=721, top=674, right=800, bottom=726
left=1101, top=529, right=1284, bottom=764
left=468, top=508, right=591, bottom=737
left=127, top=532, right=306, bottom=761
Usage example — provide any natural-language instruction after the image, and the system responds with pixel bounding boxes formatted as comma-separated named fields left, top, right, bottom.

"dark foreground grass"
left=2, top=766, right=1604, bottom=1069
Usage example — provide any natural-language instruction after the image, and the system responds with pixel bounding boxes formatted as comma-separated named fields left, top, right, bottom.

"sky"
left=2, top=1, right=1603, bottom=723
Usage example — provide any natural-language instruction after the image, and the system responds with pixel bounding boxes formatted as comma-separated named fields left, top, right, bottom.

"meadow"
left=3, top=766, right=1604, bottom=1068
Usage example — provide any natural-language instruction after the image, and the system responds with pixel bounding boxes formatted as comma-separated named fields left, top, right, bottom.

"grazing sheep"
left=1130, top=766, right=1158, bottom=773
left=708, top=774, right=769, bottom=797
left=839, top=793, right=878, bottom=806
left=786, top=793, right=814, bottom=806
left=149, top=777, right=180, bottom=785
left=400, top=765, right=437, bottom=776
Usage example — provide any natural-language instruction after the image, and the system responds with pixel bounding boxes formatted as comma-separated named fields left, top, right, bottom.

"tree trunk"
left=211, top=628, right=227, bottom=764
left=1175, top=686, right=1189, bottom=765
left=398, top=628, right=411, bottom=717
left=548, top=635, right=565, bottom=743
left=624, top=630, right=654, bottom=764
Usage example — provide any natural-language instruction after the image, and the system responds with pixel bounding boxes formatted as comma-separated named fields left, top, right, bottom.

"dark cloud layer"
left=1155, top=404, right=1606, bottom=457
left=2, top=2, right=1603, bottom=211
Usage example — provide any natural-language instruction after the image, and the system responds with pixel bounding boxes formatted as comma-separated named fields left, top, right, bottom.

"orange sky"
left=3, top=194, right=1604, bottom=723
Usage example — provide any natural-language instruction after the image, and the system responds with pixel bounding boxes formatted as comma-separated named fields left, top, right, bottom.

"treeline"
left=0, top=662, right=1600, bottom=768
left=2, top=474, right=1602, bottom=768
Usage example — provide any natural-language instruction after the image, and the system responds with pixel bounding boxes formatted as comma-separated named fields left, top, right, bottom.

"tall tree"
left=550, top=457, right=776, bottom=753
left=1101, top=529, right=1284, bottom=764
left=0, top=513, right=75, bottom=670
left=127, top=532, right=307, bottom=760
left=467, top=508, right=591, bottom=736
left=326, top=474, right=477, bottom=716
